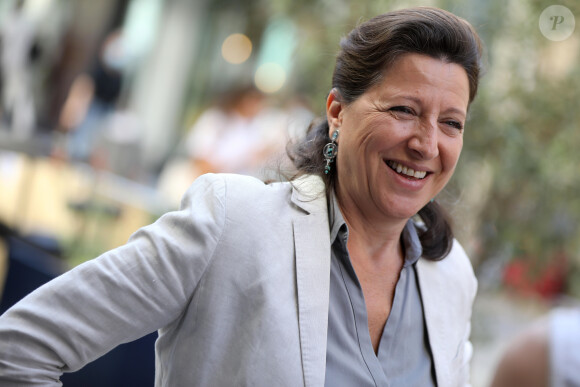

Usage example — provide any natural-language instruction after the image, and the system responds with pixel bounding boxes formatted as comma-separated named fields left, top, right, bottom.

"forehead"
left=371, top=53, right=470, bottom=106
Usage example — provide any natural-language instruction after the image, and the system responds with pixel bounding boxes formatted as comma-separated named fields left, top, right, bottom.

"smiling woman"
left=287, top=8, right=483, bottom=386
left=327, top=54, right=469, bottom=227
left=0, top=7, right=483, bottom=387
left=289, top=7, right=482, bottom=260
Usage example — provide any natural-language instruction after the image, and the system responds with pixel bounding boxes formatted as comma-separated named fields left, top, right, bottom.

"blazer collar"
left=291, top=174, right=331, bottom=387
left=290, top=174, right=328, bottom=215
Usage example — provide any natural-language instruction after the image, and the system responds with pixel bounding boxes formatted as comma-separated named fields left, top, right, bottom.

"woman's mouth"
left=386, top=160, right=428, bottom=179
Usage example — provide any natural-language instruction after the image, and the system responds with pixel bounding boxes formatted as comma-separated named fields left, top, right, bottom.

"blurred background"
left=0, top=0, right=578, bottom=385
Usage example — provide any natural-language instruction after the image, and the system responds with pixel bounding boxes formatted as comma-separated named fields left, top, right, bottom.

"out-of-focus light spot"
left=26, top=0, right=52, bottom=18
left=254, top=18, right=296, bottom=94
left=123, top=0, right=163, bottom=64
left=254, top=63, right=286, bottom=93
left=221, top=33, right=252, bottom=64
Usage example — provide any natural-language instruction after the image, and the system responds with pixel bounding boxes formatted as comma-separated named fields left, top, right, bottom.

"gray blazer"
left=0, top=173, right=477, bottom=387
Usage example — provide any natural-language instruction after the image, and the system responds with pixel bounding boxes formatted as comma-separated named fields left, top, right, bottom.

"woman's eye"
left=445, top=120, right=464, bottom=130
left=389, top=106, right=415, bottom=115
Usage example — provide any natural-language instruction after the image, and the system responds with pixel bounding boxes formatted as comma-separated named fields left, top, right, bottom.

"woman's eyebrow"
left=394, top=95, right=467, bottom=118
left=441, top=107, right=467, bottom=119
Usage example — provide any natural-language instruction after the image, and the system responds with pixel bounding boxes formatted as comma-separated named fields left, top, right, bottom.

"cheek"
left=442, top=138, right=463, bottom=171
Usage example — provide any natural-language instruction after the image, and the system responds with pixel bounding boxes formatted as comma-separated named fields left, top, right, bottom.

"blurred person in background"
left=0, top=7, right=482, bottom=386
left=184, top=85, right=287, bottom=176
left=158, top=85, right=288, bottom=207
left=491, top=307, right=580, bottom=387
left=0, top=0, right=38, bottom=139
left=58, top=28, right=126, bottom=164
left=93, top=105, right=144, bottom=179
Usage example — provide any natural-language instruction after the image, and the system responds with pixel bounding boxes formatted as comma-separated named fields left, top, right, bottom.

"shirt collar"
left=328, top=190, right=347, bottom=244
left=328, top=190, right=423, bottom=265
left=401, top=219, right=423, bottom=266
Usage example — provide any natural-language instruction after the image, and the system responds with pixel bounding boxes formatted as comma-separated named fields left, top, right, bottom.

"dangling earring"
left=323, top=129, right=339, bottom=174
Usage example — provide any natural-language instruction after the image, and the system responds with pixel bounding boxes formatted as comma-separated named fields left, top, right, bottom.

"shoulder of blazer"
left=200, top=173, right=327, bottom=217
left=417, top=239, right=477, bottom=303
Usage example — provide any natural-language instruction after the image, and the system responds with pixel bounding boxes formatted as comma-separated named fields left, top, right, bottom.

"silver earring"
left=323, top=129, right=339, bottom=175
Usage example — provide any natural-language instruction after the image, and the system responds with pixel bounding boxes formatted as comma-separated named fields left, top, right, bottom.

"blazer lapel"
left=291, top=175, right=331, bottom=387
left=417, top=259, right=452, bottom=387
left=416, top=257, right=464, bottom=387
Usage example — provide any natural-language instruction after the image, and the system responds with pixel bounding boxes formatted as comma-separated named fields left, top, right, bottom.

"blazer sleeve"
left=0, top=174, right=227, bottom=386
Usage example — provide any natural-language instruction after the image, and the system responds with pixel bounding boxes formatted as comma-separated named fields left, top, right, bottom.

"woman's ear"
left=326, top=88, right=343, bottom=135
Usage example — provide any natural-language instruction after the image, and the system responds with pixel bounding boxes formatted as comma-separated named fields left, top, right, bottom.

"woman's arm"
left=0, top=174, right=226, bottom=385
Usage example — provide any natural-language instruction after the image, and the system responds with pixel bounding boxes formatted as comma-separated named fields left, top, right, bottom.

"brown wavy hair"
left=287, top=7, right=483, bottom=260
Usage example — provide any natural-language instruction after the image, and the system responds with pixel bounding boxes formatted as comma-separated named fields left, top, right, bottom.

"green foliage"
left=453, top=0, right=580, bottom=288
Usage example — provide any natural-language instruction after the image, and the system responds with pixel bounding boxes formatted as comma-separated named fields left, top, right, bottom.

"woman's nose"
left=407, top=121, right=439, bottom=160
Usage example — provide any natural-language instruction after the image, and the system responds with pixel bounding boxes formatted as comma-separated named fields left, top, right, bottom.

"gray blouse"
left=324, top=194, right=437, bottom=387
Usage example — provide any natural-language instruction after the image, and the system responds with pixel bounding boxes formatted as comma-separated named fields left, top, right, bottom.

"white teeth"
left=387, top=161, right=427, bottom=179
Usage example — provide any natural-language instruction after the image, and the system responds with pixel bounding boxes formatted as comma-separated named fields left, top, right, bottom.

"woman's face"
left=327, top=53, right=470, bottom=224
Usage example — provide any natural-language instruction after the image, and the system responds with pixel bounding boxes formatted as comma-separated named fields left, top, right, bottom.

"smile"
left=386, top=160, right=428, bottom=179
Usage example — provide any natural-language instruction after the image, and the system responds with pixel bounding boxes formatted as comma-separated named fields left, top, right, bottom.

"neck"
left=335, top=190, right=408, bottom=266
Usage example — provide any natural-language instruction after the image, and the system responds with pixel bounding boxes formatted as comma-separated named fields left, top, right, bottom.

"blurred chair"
left=0, top=231, right=65, bottom=315
left=0, top=224, right=9, bottom=300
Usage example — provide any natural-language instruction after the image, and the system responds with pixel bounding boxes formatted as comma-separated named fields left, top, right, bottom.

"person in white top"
left=185, top=86, right=288, bottom=177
